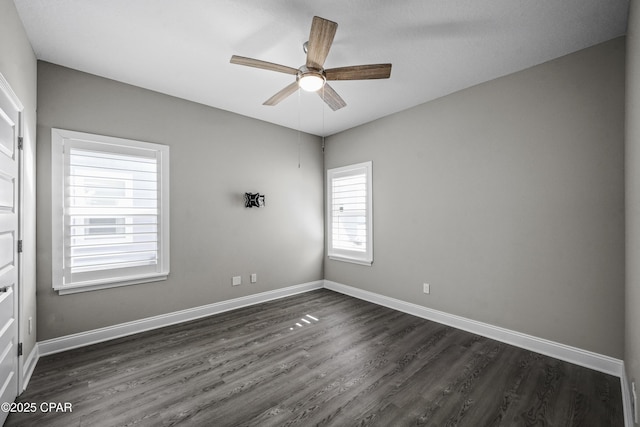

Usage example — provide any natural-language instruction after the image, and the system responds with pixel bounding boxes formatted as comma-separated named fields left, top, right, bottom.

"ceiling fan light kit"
left=230, top=16, right=392, bottom=111
left=297, top=66, right=326, bottom=92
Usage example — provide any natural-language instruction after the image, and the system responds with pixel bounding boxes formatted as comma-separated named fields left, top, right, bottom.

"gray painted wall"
left=626, top=0, right=640, bottom=413
left=324, top=37, right=625, bottom=358
left=0, top=0, right=38, bottom=362
left=36, top=62, right=324, bottom=340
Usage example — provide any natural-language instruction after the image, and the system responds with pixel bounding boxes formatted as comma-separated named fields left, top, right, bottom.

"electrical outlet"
left=250, top=273, right=257, bottom=283
left=232, top=276, right=241, bottom=286
left=423, top=283, right=430, bottom=294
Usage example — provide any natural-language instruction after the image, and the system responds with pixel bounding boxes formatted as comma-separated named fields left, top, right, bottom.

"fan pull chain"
left=297, top=86, right=301, bottom=168
left=322, top=85, right=326, bottom=152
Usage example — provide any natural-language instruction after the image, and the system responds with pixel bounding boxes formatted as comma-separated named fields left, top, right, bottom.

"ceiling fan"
left=230, top=16, right=392, bottom=111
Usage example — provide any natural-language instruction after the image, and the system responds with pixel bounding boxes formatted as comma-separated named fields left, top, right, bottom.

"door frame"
left=0, top=72, right=25, bottom=395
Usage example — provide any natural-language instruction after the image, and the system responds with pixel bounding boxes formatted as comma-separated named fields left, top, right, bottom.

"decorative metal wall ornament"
left=244, top=192, right=265, bottom=208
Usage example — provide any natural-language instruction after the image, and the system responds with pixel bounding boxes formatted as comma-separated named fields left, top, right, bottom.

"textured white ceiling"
left=14, top=0, right=629, bottom=136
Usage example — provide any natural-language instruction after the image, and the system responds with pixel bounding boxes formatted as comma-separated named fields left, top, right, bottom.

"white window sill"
left=328, top=255, right=373, bottom=266
left=54, top=273, right=168, bottom=295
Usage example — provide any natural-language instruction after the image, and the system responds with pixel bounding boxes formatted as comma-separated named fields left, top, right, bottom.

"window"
left=327, top=161, right=373, bottom=266
left=51, top=128, right=170, bottom=294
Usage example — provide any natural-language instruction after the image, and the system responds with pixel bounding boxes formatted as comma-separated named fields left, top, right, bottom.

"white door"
left=0, top=77, right=21, bottom=426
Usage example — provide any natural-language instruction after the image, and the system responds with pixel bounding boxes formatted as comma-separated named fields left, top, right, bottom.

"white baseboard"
left=22, top=343, right=39, bottom=392
left=323, top=280, right=625, bottom=378
left=621, top=366, right=635, bottom=427
left=38, top=280, right=323, bottom=357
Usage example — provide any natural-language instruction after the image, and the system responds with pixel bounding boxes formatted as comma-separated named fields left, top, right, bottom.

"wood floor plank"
left=6, top=289, right=623, bottom=427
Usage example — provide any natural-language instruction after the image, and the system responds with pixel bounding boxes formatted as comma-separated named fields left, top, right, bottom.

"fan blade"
left=306, top=16, right=338, bottom=70
left=263, top=81, right=299, bottom=106
left=230, top=55, right=298, bottom=75
left=325, top=63, right=392, bottom=80
left=318, top=83, right=346, bottom=111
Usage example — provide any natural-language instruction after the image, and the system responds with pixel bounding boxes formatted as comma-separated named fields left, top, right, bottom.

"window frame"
left=51, top=128, right=170, bottom=295
left=326, top=161, right=373, bottom=266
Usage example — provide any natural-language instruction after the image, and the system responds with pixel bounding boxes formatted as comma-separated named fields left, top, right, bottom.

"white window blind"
left=52, top=129, right=170, bottom=294
left=327, top=161, right=373, bottom=266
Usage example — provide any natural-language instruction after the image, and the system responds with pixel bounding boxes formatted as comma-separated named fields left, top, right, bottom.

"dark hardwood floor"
left=6, top=289, right=623, bottom=426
